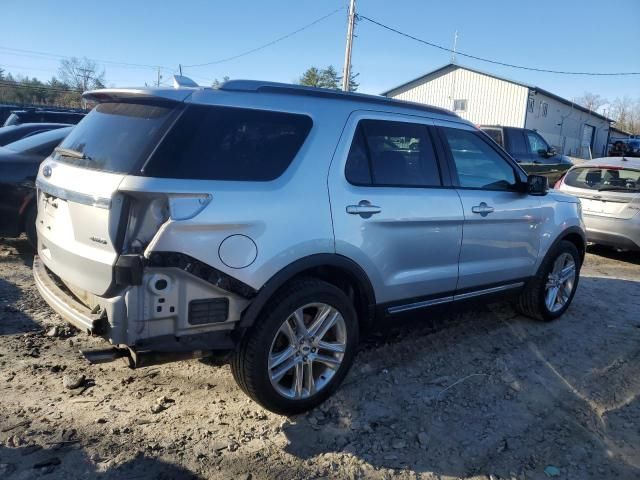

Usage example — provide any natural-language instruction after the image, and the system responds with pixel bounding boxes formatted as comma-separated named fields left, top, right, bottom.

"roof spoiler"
left=83, top=75, right=200, bottom=103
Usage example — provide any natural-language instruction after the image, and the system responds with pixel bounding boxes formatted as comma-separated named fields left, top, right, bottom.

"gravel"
left=1, top=237, right=639, bottom=479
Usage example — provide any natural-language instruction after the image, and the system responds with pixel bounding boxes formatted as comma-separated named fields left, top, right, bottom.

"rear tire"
left=24, top=203, right=37, bottom=250
left=231, top=278, right=358, bottom=415
left=516, top=240, right=581, bottom=321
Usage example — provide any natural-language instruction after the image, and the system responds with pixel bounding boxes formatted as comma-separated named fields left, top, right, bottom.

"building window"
left=453, top=99, right=467, bottom=112
left=527, top=97, right=535, bottom=113
left=541, top=102, right=548, bottom=117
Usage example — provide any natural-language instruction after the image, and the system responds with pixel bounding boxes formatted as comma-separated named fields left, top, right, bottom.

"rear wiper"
left=54, top=147, right=91, bottom=160
left=597, top=186, right=639, bottom=192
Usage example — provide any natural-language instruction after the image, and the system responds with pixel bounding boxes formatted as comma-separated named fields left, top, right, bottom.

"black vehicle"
left=0, top=123, right=71, bottom=147
left=3, top=109, right=86, bottom=127
left=624, top=140, right=640, bottom=157
left=0, top=127, right=73, bottom=246
left=480, top=125, right=573, bottom=184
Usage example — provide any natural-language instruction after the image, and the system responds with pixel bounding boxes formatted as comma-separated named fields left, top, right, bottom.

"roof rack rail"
left=219, top=80, right=456, bottom=117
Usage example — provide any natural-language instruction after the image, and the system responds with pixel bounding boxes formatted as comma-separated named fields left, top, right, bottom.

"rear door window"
left=145, top=105, right=312, bottom=181
left=345, top=119, right=441, bottom=187
left=506, top=129, right=529, bottom=158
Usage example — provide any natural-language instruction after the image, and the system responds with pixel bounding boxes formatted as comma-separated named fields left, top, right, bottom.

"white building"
left=382, top=63, right=613, bottom=158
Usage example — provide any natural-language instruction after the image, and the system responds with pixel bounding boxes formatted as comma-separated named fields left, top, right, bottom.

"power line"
left=358, top=14, right=640, bottom=76
left=0, top=46, right=163, bottom=71
left=183, top=7, right=344, bottom=68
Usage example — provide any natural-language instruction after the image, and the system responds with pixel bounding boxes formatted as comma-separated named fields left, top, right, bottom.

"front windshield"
left=564, top=165, right=640, bottom=192
left=4, top=127, right=72, bottom=154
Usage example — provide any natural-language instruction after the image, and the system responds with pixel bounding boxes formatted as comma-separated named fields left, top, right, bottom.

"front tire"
left=516, top=240, right=581, bottom=321
left=231, top=278, right=358, bottom=415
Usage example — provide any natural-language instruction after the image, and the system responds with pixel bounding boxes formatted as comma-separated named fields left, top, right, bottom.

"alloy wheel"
left=268, top=303, right=347, bottom=400
left=544, top=252, right=577, bottom=313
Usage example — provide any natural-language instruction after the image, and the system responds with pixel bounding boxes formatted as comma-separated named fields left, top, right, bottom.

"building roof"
left=610, top=126, right=632, bottom=136
left=381, top=63, right=614, bottom=123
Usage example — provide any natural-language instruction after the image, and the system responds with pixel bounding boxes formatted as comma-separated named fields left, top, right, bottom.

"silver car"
left=33, top=77, right=586, bottom=414
left=556, top=157, right=640, bottom=251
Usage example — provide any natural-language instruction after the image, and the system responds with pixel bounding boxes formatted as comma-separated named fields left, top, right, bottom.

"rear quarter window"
left=144, top=105, right=313, bottom=181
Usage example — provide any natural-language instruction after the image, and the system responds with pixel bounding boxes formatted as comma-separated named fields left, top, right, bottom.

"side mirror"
left=527, top=174, right=549, bottom=195
left=546, top=147, right=557, bottom=157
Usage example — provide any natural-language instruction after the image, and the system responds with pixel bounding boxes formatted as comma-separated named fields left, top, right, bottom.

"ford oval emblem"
left=43, top=165, right=52, bottom=178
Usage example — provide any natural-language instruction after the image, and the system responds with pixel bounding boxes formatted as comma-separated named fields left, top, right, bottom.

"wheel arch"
left=239, top=254, right=376, bottom=331
left=557, top=227, right=586, bottom=264
left=537, top=225, right=586, bottom=275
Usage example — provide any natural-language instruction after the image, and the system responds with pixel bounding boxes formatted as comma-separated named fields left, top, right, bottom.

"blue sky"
left=2, top=0, right=638, bottom=109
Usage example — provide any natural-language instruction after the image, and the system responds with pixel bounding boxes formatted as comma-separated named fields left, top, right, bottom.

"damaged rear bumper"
left=33, top=254, right=247, bottom=365
left=34, top=255, right=109, bottom=334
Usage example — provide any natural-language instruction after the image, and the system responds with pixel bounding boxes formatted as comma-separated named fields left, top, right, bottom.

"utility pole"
left=341, top=0, right=356, bottom=92
left=157, top=67, right=162, bottom=87
left=179, top=64, right=183, bottom=76
left=451, top=30, right=458, bottom=63
left=77, top=67, right=94, bottom=92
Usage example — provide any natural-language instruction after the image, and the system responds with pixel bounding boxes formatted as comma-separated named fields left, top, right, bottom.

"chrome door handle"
left=346, top=200, right=382, bottom=218
left=471, top=202, right=494, bottom=216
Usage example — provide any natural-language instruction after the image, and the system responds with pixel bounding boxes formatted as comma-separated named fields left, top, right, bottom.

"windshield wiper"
left=597, top=186, right=639, bottom=192
left=54, top=147, right=91, bottom=160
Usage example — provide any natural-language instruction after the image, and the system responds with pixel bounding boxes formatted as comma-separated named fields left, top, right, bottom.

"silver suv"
left=33, top=77, right=586, bottom=414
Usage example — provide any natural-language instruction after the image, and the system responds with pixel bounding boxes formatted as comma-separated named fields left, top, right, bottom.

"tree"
left=610, top=96, right=640, bottom=134
left=319, top=65, right=340, bottom=89
left=298, top=65, right=358, bottom=92
left=574, top=92, right=606, bottom=112
left=58, top=57, right=106, bottom=92
left=299, top=67, right=323, bottom=88
left=212, top=76, right=230, bottom=89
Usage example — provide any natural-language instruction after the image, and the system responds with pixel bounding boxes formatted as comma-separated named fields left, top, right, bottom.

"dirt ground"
left=1, top=237, right=639, bottom=480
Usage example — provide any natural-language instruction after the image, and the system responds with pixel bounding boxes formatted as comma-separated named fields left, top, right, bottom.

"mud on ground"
left=1, top=237, right=639, bottom=479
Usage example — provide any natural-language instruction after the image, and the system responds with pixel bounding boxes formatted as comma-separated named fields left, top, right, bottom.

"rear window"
left=564, top=166, right=640, bottom=192
left=54, top=102, right=178, bottom=173
left=144, top=105, right=312, bottom=181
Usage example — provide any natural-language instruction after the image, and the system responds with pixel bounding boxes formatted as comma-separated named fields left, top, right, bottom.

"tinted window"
left=507, top=129, right=528, bottom=156
left=345, top=126, right=372, bottom=185
left=482, top=128, right=504, bottom=147
left=146, top=105, right=312, bottom=181
left=564, top=166, right=640, bottom=192
left=442, top=127, right=516, bottom=190
left=345, top=120, right=441, bottom=187
left=55, top=102, right=178, bottom=173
